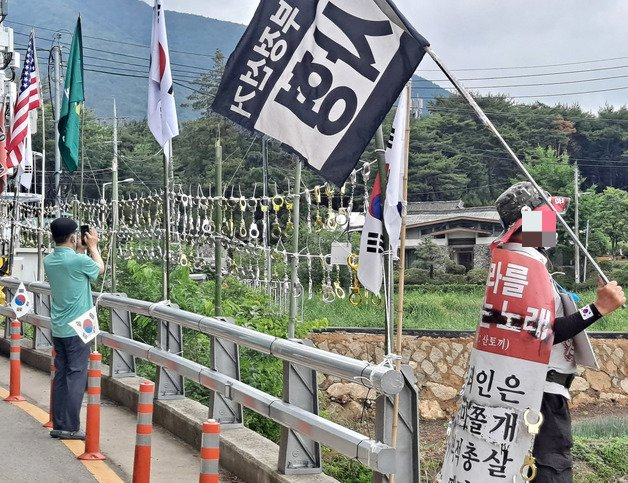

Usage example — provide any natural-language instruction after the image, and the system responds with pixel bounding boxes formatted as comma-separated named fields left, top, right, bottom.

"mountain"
left=6, top=0, right=245, bottom=120
left=6, top=0, right=448, bottom=121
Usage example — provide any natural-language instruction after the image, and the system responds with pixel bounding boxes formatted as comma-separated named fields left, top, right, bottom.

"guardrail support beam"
left=109, top=294, right=136, bottom=378
left=372, top=365, right=420, bottom=483
left=278, top=339, right=321, bottom=475
left=209, top=317, right=243, bottom=425
left=34, top=293, right=53, bottom=350
left=155, top=316, right=185, bottom=400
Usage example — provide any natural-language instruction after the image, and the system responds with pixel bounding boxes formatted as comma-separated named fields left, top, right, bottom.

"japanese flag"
left=68, top=306, right=99, bottom=344
left=147, top=0, right=179, bottom=154
left=383, top=87, right=409, bottom=259
left=10, top=282, right=33, bottom=319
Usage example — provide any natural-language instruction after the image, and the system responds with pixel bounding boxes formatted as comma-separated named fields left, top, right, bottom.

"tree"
left=586, top=187, right=628, bottom=257
left=412, top=237, right=449, bottom=276
left=183, top=49, right=226, bottom=118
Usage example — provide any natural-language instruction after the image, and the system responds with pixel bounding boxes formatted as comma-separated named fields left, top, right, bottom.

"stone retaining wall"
left=308, top=332, right=628, bottom=420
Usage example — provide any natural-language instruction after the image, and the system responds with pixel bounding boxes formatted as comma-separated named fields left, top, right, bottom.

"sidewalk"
left=0, top=354, right=240, bottom=482
left=0, top=394, right=100, bottom=482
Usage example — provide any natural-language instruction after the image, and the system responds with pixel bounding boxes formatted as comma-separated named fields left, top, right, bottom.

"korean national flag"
left=69, top=306, right=100, bottom=344
left=212, top=0, right=430, bottom=186
left=358, top=173, right=385, bottom=294
left=10, top=282, right=33, bottom=320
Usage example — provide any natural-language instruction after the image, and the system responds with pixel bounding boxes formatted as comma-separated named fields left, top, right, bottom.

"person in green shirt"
left=44, top=217, right=104, bottom=440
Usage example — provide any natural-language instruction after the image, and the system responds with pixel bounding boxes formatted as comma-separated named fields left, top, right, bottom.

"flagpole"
left=425, top=46, right=611, bottom=285
left=37, top=100, right=46, bottom=281
left=389, top=81, right=412, bottom=483
left=52, top=40, right=62, bottom=217
left=375, top=126, right=394, bottom=356
left=162, top=142, right=171, bottom=300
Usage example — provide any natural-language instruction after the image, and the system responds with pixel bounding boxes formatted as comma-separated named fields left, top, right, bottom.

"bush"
left=404, top=268, right=431, bottom=285
left=466, top=268, right=488, bottom=284
left=444, top=260, right=466, bottom=275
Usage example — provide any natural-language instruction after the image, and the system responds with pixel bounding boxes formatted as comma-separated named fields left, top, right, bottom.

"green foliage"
left=322, top=448, right=372, bottom=483
left=466, top=268, right=488, bottom=284
left=572, top=437, right=628, bottom=483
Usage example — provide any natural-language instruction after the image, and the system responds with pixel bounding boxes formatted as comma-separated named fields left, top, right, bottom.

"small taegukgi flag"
left=358, top=173, right=384, bottom=294
left=212, top=0, right=430, bottom=186
left=10, top=282, right=33, bottom=320
left=68, top=306, right=100, bottom=344
left=147, top=0, right=179, bottom=155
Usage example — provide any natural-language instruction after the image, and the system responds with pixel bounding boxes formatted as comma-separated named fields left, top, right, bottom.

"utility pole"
left=214, top=137, right=222, bottom=316
left=574, top=162, right=580, bottom=284
left=111, top=99, right=119, bottom=292
left=287, top=159, right=302, bottom=339
left=582, top=220, right=590, bottom=282
left=52, top=38, right=62, bottom=216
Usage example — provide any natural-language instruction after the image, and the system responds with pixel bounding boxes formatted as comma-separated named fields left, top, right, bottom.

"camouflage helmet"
left=495, top=182, right=550, bottom=228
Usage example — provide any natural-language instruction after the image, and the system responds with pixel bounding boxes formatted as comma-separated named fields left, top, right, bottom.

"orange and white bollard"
left=199, top=419, right=220, bottom=483
left=4, top=320, right=25, bottom=402
left=132, top=381, right=155, bottom=483
left=79, top=352, right=105, bottom=461
left=43, top=349, right=56, bottom=428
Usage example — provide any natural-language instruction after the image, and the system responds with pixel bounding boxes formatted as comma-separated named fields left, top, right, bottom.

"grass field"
left=304, top=287, right=628, bottom=332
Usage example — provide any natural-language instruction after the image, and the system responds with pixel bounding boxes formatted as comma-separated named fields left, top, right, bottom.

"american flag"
left=7, top=32, right=41, bottom=169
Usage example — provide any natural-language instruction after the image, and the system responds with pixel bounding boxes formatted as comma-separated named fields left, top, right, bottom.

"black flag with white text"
left=212, top=0, right=429, bottom=186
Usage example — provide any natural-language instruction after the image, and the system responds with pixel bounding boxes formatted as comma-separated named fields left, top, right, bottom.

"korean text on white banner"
left=10, top=282, right=33, bottom=320
left=68, top=306, right=100, bottom=344
left=212, top=0, right=430, bottom=186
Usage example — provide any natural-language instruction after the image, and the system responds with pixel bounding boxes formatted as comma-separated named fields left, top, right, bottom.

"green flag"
left=58, top=17, right=84, bottom=173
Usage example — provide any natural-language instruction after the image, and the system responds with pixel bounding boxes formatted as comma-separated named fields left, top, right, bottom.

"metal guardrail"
left=0, top=277, right=400, bottom=475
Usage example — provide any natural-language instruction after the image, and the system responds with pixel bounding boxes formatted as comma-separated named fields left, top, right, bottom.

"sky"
left=144, top=0, right=628, bottom=114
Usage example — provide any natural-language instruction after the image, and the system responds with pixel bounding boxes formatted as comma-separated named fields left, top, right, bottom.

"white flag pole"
left=389, top=81, right=412, bottom=482
left=425, top=46, right=610, bottom=285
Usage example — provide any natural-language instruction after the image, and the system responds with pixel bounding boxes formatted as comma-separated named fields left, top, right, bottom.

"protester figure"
left=439, top=182, right=625, bottom=482
left=44, top=218, right=104, bottom=440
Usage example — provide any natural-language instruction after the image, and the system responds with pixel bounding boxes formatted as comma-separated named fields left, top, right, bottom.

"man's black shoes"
left=50, top=429, right=86, bottom=440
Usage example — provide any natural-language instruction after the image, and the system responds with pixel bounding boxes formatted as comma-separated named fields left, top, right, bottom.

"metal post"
left=111, top=99, right=119, bottom=292
left=37, top=101, right=46, bottom=281
left=278, top=339, right=321, bottom=474
left=109, top=294, right=136, bottom=378
left=52, top=41, right=62, bottom=216
left=214, top=137, right=222, bottom=316
left=583, top=219, right=590, bottom=282
left=372, top=366, right=420, bottom=483
left=262, top=137, right=271, bottom=294
left=162, top=144, right=171, bottom=300
left=574, top=162, right=580, bottom=284
left=425, top=46, right=611, bottom=284
left=33, top=293, right=53, bottom=350
left=287, top=159, right=302, bottom=339
left=208, top=316, right=242, bottom=425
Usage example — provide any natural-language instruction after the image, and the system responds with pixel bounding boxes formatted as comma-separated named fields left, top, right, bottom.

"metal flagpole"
left=37, top=99, right=46, bottom=281
left=214, top=136, right=222, bottom=316
left=287, top=158, right=302, bottom=339
left=111, top=99, right=119, bottom=292
left=425, top=46, right=611, bottom=284
left=52, top=41, right=62, bottom=217
left=162, top=142, right=171, bottom=300
left=388, top=82, right=412, bottom=483
left=262, top=137, right=271, bottom=295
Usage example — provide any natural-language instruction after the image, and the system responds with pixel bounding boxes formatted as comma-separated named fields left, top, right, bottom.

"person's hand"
left=84, top=228, right=99, bottom=250
left=593, top=278, right=625, bottom=316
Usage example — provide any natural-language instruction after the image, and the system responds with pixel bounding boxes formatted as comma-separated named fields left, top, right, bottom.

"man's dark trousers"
left=52, top=335, right=91, bottom=432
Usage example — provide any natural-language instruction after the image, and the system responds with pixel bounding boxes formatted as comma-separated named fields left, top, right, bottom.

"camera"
left=80, top=225, right=89, bottom=245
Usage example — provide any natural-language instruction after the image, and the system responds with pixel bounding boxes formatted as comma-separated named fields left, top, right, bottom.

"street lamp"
left=101, top=178, right=134, bottom=203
